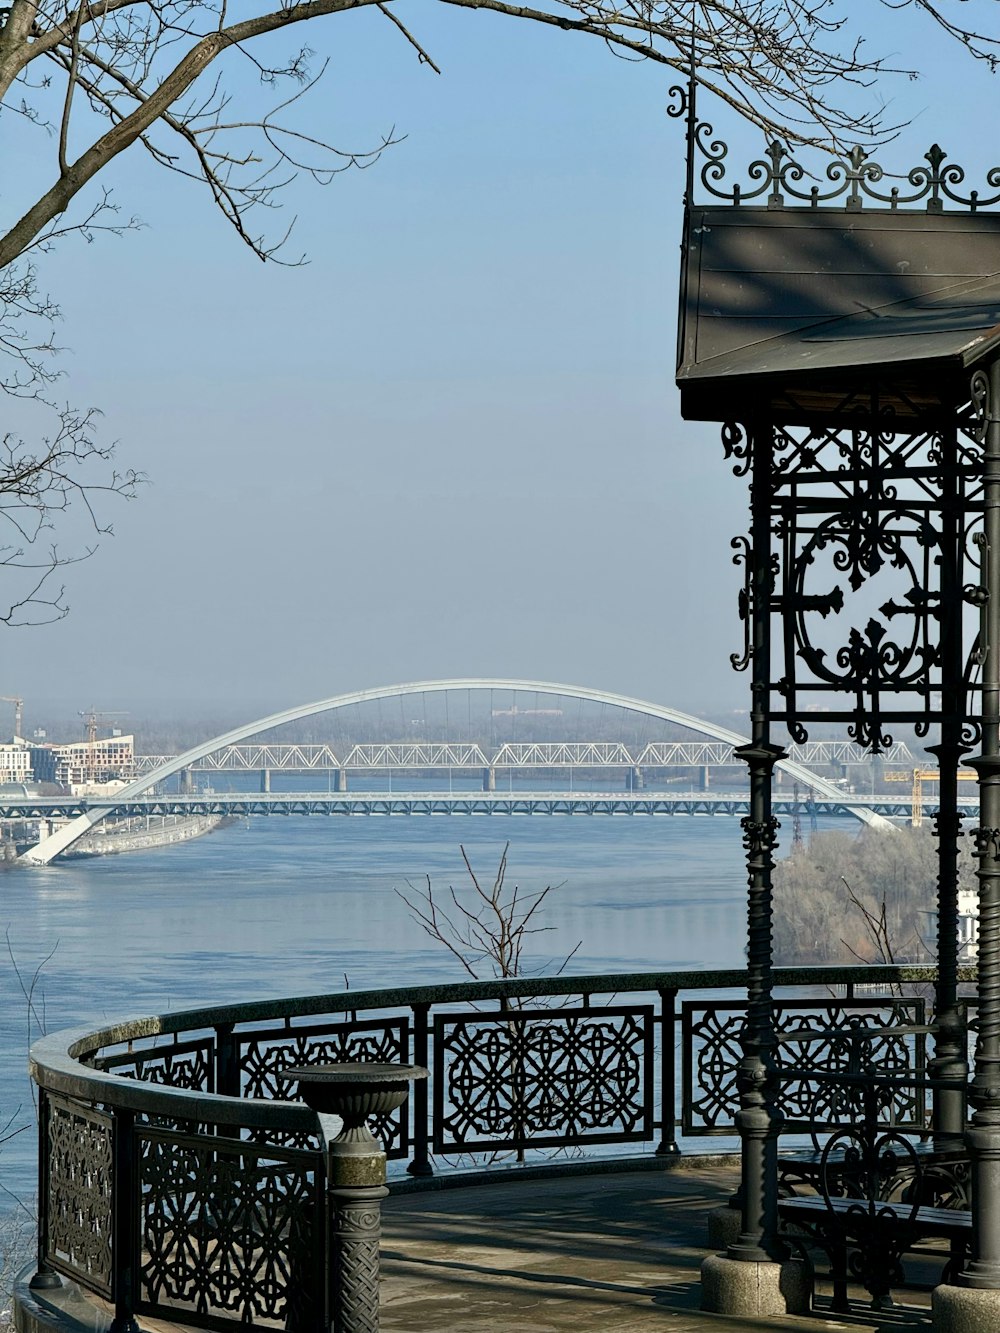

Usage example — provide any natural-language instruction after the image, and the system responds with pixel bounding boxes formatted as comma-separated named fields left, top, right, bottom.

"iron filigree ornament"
left=722, top=421, right=751, bottom=477
left=680, top=127, right=1000, bottom=214
left=973, top=827, right=1000, bottom=862
left=972, top=370, right=991, bottom=444
left=725, top=416, right=979, bottom=752
left=731, top=536, right=752, bottom=672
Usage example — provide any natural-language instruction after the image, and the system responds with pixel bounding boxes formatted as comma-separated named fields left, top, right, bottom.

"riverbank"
left=68, top=813, right=226, bottom=857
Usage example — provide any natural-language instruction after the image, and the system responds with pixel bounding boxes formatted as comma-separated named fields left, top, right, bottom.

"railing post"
left=215, top=1021, right=239, bottom=1098
left=656, top=988, right=679, bottom=1156
left=109, top=1106, right=140, bottom=1333
left=29, top=1088, right=60, bottom=1291
left=407, top=1003, right=433, bottom=1177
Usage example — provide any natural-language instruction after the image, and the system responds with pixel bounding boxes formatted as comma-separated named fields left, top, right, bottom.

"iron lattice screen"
left=433, top=1005, right=654, bottom=1154
left=96, top=1034, right=216, bottom=1092
left=138, top=1124, right=325, bottom=1331
left=239, top=1016, right=410, bottom=1156
left=682, top=998, right=927, bottom=1135
left=45, top=1094, right=114, bottom=1296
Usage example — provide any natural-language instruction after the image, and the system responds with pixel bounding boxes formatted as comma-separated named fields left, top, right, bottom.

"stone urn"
left=283, top=1062, right=428, bottom=1185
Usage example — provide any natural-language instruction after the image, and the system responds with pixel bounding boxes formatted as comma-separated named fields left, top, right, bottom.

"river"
left=0, top=808, right=847, bottom=1215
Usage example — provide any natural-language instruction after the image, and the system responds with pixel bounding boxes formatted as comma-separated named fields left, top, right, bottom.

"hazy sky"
left=2, top=2, right=998, bottom=729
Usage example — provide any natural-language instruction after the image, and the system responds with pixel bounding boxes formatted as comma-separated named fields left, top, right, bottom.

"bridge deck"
left=4, top=790, right=970, bottom=819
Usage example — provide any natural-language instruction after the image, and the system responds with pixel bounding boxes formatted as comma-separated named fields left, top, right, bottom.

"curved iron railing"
left=26, top=964, right=974, bottom=1331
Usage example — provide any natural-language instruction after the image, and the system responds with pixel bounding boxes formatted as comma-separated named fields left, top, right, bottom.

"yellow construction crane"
left=0, top=695, right=23, bottom=737
left=885, top=768, right=978, bottom=827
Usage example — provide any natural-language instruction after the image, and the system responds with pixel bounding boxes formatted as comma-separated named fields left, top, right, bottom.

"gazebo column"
left=929, top=422, right=970, bottom=1149
left=701, top=422, right=809, bottom=1317
left=928, top=749, right=969, bottom=1150
left=936, top=359, right=1000, bottom=1329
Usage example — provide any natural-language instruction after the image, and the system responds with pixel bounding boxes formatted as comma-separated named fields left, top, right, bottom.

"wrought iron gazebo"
left=673, top=86, right=1000, bottom=1328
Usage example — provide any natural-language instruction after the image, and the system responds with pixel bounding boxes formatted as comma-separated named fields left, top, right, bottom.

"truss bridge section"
left=133, top=736, right=915, bottom=775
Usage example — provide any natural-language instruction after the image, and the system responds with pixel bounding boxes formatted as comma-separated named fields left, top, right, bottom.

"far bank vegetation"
left=773, top=825, right=977, bottom=967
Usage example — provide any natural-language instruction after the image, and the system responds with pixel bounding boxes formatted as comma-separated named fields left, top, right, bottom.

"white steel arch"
left=21, top=677, right=894, bottom=863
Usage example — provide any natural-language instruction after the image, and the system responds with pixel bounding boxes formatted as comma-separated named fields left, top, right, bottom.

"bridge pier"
left=178, top=767, right=193, bottom=794
left=625, top=766, right=644, bottom=791
left=698, top=764, right=710, bottom=791
left=482, top=767, right=495, bottom=792
left=260, top=768, right=271, bottom=794
left=335, top=768, right=348, bottom=793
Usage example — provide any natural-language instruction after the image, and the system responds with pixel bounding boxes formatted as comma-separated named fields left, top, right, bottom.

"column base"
left=933, top=1283, right=1000, bottom=1332
left=706, top=1204, right=741, bottom=1250
left=701, top=1253, right=811, bottom=1316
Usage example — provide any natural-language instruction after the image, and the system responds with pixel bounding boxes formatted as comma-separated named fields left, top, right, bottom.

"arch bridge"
left=22, top=678, right=898, bottom=864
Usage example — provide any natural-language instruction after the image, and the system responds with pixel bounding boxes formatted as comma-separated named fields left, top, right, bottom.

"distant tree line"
left=773, top=824, right=977, bottom=967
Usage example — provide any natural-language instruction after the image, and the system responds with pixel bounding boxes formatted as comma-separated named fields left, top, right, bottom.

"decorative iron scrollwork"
left=722, top=421, right=750, bottom=477
left=666, top=84, right=688, bottom=119
left=731, top=536, right=751, bottom=672
left=739, top=420, right=977, bottom=750
left=686, top=128, right=1000, bottom=214
left=973, top=827, right=1000, bottom=862
left=972, top=370, right=991, bottom=444
left=740, top=816, right=779, bottom=861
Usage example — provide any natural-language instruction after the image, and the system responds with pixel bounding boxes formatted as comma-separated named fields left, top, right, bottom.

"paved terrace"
left=16, top=1158, right=948, bottom=1333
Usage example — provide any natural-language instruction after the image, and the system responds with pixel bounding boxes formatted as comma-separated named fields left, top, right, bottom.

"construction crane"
left=0, top=695, right=23, bottom=737
left=78, top=708, right=129, bottom=783
left=885, top=768, right=978, bottom=828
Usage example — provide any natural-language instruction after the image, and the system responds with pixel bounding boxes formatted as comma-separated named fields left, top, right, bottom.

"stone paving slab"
left=379, top=1159, right=936, bottom=1331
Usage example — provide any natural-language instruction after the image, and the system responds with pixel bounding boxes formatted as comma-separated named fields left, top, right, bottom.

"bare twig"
left=395, top=842, right=579, bottom=989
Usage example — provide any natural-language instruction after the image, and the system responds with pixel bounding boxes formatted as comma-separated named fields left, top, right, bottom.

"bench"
left=778, top=1140, right=970, bottom=1208
left=778, top=1191, right=971, bottom=1311
left=775, top=1068, right=971, bottom=1310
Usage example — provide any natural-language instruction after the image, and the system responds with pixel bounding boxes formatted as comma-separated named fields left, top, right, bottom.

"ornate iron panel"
left=97, top=1035, right=215, bottom=1092
left=139, top=1125, right=324, bottom=1330
left=433, top=1006, right=654, bottom=1153
left=682, top=999, right=927, bottom=1135
left=239, top=1017, right=408, bottom=1157
left=45, top=1095, right=113, bottom=1295
left=725, top=419, right=983, bottom=750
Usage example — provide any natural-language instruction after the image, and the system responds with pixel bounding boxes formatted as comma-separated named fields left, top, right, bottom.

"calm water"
left=0, top=811, right=844, bottom=1208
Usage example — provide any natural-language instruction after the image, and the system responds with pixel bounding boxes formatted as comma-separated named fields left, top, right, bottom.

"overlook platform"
left=12, top=966, right=969, bottom=1333
left=16, top=1158, right=945, bottom=1333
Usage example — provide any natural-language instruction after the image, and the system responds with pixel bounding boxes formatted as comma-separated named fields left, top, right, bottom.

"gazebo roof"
left=675, top=142, right=1000, bottom=423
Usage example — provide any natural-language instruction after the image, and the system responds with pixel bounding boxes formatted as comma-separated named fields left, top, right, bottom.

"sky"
left=1, top=1, right=999, bottom=731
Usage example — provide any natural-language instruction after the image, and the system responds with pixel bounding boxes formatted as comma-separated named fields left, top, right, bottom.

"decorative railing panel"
left=682, top=997, right=927, bottom=1134
left=97, top=1034, right=216, bottom=1092
left=45, top=1095, right=114, bottom=1295
left=239, top=1016, right=409, bottom=1156
left=433, top=1005, right=654, bottom=1153
left=139, top=1124, right=324, bottom=1330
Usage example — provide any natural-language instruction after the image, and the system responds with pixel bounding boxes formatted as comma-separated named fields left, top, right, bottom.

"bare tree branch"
left=395, top=843, right=577, bottom=985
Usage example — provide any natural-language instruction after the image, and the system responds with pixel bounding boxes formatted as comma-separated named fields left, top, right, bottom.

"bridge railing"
left=28, top=964, right=969, bottom=1330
